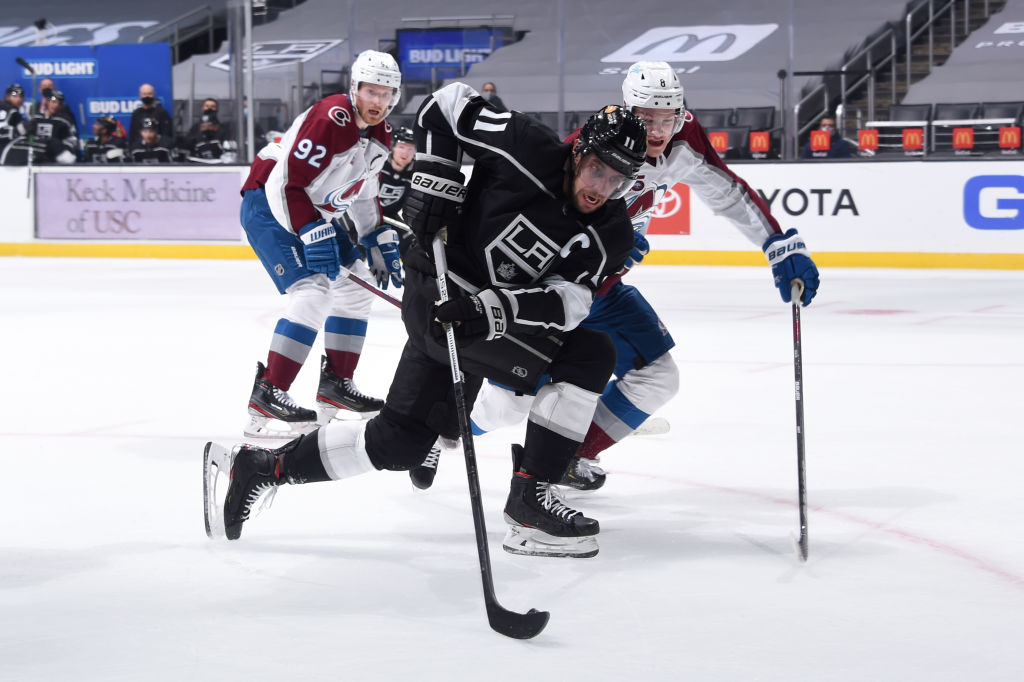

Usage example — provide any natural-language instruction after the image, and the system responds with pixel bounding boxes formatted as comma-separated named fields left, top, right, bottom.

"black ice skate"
left=409, top=440, right=441, bottom=490
left=558, top=455, right=607, bottom=491
left=315, top=355, right=384, bottom=422
left=503, top=447, right=600, bottom=558
left=223, top=444, right=282, bottom=540
left=245, top=362, right=318, bottom=438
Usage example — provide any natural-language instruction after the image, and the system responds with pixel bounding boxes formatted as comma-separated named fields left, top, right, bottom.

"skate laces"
left=270, top=384, right=302, bottom=409
left=536, top=482, right=581, bottom=521
left=342, top=378, right=374, bottom=401
left=574, top=456, right=606, bottom=481
left=421, top=443, right=441, bottom=470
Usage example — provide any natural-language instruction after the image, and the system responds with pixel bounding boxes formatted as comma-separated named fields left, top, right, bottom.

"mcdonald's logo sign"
left=749, top=131, right=770, bottom=153
left=708, top=131, right=729, bottom=153
left=999, top=126, right=1022, bottom=149
left=952, top=127, right=975, bottom=150
left=810, top=130, right=831, bottom=151
left=902, top=128, right=924, bottom=150
left=858, top=128, right=879, bottom=150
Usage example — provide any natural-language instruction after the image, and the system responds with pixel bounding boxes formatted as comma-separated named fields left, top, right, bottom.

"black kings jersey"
left=379, top=157, right=413, bottom=219
left=415, top=83, right=633, bottom=337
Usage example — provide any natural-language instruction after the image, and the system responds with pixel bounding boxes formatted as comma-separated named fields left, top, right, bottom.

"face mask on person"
left=141, top=96, right=155, bottom=106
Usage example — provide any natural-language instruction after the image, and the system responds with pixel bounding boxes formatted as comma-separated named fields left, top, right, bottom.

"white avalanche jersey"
left=245, top=93, right=391, bottom=240
left=622, top=114, right=783, bottom=246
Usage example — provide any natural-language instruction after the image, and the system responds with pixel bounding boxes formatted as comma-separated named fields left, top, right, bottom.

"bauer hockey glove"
left=360, top=226, right=403, bottom=289
left=762, top=228, right=820, bottom=305
left=626, top=231, right=650, bottom=270
left=298, top=219, right=341, bottom=280
left=405, top=161, right=466, bottom=245
left=433, top=289, right=508, bottom=344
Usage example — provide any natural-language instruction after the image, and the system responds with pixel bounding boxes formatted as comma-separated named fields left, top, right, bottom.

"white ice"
left=2, top=258, right=1023, bottom=681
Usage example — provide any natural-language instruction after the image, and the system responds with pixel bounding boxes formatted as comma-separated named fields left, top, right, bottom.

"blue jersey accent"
left=600, top=382, right=651, bottom=430
left=273, top=318, right=318, bottom=346
left=325, top=316, right=369, bottom=337
left=583, top=281, right=675, bottom=378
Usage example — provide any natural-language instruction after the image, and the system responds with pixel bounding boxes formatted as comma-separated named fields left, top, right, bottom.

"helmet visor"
left=577, top=154, right=633, bottom=201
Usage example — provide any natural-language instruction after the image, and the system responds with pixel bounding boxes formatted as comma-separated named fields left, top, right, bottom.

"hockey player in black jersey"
left=378, top=125, right=416, bottom=220
left=210, top=84, right=647, bottom=558
left=0, top=84, right=27, bottom=159
left=83, top=115, right=126, bottom=164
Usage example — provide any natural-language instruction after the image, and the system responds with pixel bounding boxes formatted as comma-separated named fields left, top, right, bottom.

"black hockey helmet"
left=576, top=105, right=648, bottom=180
left=141, top=117, right=159, bottom=130
left=96, top=115, right=117, bottom=134
left=392, top=126, right=414, bottom=145
left=5, top=83, right=24, bottom=98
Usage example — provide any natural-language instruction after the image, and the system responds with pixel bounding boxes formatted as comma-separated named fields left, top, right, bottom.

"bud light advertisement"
left=0, top=44, right=172, bottom=138
left=396, top=28, right=509, bottom=82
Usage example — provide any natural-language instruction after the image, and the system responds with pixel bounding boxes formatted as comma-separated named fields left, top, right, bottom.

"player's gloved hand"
left=762, top=228, right=820, bottom=305
left=626, top=231, right=650, bottom=269
left=433, top=289, right=508, bottom=344
left=360, top=226, right=403, bottom=289
left=298, top=219, right=341, bottom=280
left=331, top=219, right=362, bottom=268
left=405, top=161, right=466, bottom=245
left=399, top=232, right=436, bottom=278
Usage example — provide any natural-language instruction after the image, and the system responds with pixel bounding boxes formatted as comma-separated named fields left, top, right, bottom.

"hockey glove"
left=405, top=161, right=466, bottom=245
left=298, top=219, right=341, bottom=280
left=360, top=227, right=403, bottom=289
left=433, top=289, right=508, bottom=344
left=626, top=231, right=650, bottom=270
left=762, top=228, right=820, bottom=305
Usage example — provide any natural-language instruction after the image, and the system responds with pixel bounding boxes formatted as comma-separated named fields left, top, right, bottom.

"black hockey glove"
left=405, top=161, right=466, bottom=245
left=433, top=289, right=508, bottom=344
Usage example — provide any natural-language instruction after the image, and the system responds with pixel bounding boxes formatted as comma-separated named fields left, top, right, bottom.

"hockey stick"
left=431, top=231, right=550, bottom=640
left=340, top=264, right=402, bottom=309
left=791, top=279, right=808, bottom=562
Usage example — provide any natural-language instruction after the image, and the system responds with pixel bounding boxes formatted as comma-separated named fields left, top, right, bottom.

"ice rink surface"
left=2, top=258, right=1023, bottom=681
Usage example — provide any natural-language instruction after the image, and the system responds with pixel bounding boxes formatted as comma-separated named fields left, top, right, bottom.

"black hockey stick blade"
left=15, top=57, right=33, bottom=72
left=487, top=603, right=550, bottom=640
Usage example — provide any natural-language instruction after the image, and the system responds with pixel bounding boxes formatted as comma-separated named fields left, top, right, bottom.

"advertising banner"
left=35, top=171, right=242, bottom=241
left=396, top=28, right=508, bottom=82
left=0, top=44, right=172, bottom=138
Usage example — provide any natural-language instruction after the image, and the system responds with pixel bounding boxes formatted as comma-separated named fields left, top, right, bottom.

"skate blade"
left=203, top=442, right=233, bottom=539
left=315, top=402, right=379, bottom=426
left=244, top=412, right=317, bottom=439
left=501, top=526, right=599, bottom=558
left=632, top=416, right=670, bottom=436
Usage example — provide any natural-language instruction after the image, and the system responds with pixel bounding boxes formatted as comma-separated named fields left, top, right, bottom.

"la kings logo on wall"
left=485, top=215, right=561, bottom=285
left=601, top=25, right=778, bottom=63
left=208, top=40, right=342, bottom=72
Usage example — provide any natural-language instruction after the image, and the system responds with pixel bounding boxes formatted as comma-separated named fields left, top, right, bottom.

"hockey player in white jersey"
left=239, top=50, right=405, bottom=438
left=451, top=60, right=821, bottom=491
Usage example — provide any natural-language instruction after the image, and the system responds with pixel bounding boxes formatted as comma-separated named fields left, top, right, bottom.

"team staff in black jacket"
left=218, top=83, right=648, bottom=559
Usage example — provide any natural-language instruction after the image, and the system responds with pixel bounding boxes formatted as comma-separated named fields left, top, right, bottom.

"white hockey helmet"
left=622, top=61, right=686, bottom=134
left=349, top=50, right=402, bottom=117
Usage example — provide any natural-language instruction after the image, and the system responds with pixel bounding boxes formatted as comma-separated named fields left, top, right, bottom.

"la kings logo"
left=485, top=215, right=560, bottom=284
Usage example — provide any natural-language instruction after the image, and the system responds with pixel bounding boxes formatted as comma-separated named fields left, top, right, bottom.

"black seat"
left=933, top=102, right=980, bottom=120
left=889, top=103, right=932, bottom=122
left=691, top=108, right=734, bottom=128
left=979, top=101, right=1024, bottom=123
left=733, top=106, right=776, bottom=131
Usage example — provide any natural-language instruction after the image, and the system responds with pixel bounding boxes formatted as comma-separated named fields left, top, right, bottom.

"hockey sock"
left=265, top=318, right=317, bottom=389
left=576, top=422, right=616, bottom=460
left=520, top=421, right=581, bottom=482
left=324, top=316, right=367, bottom=378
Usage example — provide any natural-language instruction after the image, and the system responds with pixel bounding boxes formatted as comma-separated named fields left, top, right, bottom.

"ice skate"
left=245, top=362, right=318, bottom=438
left=203, top=442, right=233, bottom=538
left=315, top=355, right=384, bottom=423
left=558, top=454, right=607, bottom=491
left=502, top=448, right=600, bottom=558
left=409, top=440, right=441, bottom=490
left=223, top=444, right=283, bottom=540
